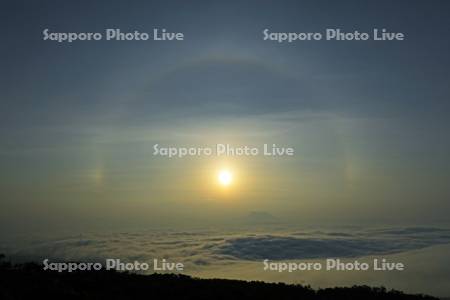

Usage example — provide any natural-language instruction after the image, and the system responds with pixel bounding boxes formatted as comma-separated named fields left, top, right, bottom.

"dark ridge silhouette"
left=0, top=256, right=438, bottom=300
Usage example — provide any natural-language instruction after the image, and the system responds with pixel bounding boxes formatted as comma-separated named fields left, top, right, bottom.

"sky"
left=1, top=0, right=450, bottom=235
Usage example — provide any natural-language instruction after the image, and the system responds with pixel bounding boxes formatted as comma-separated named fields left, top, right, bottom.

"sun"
left=218, top=169, right=233, bottom=186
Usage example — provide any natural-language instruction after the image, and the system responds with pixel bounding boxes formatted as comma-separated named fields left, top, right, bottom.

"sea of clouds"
left=2, top=226, right=450, bottom=268
left=2, top=226, right=450, bottom=297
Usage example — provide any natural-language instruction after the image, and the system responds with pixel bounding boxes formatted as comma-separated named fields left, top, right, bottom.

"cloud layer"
left=3, top=227, right=450, bottom=267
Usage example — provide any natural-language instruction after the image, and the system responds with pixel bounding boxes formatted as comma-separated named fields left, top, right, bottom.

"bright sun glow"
left=218, top=170, right=233, bottom=186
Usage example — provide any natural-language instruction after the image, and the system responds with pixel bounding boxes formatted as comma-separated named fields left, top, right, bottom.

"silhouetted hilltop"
left=0, top=258, right=438, bottom=300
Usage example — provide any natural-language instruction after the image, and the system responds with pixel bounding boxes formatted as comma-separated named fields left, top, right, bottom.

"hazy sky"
left=1, top=0, right=450, bottom=234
